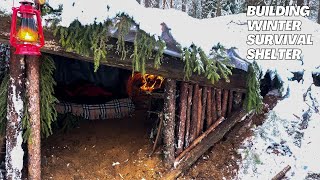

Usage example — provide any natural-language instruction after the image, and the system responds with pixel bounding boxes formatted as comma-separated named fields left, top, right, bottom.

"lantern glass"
left=17, top=12, right=39, bottom=43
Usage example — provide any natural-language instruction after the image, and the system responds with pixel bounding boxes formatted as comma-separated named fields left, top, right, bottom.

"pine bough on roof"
left=53, top=13, right=263, bottom=113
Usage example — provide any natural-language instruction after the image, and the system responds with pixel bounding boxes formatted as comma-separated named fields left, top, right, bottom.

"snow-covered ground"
left=237, top=81, right=320, bottom=179
left=1, top=0, right=320, bottom=179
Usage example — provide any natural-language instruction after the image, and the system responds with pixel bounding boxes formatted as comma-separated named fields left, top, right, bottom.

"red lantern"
left=10, top=1, right=45, bottom=56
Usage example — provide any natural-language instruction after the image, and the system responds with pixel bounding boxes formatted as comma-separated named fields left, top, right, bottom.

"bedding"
left=55, top=98, right=135, bottom=120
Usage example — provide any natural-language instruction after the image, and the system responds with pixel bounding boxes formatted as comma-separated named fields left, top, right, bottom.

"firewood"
left=163, top=109, right=248, bottom=180
left=196, top=88, right=203, bottom=137
left=221, top=89, right=229, bottom=118
left=184, top=84, right=193, bottom=149
left=175, top=117, right=225, bottom=162
left=176, top=82, right=188, bottom=155
left=190, top=84, right=199, bottom=143
left=271, top=165, right=291, bottom=180
left=206, top=88, right=212, bottom=130
left=228, top=90, right=234, bottom=116
left=163, top=79, right=176, bottom=168
left=200, top=87, right=208, bottom=132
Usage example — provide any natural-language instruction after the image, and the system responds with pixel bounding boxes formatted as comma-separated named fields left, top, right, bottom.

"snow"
left=1, top=1, right=320, bottom=179
left=5, top=83, right=25, bottom=179
left=1, top=0, right=319, bottom=63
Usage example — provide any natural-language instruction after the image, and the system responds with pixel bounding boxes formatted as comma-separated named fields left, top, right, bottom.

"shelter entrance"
left=41, top=55, right=166, bottom=179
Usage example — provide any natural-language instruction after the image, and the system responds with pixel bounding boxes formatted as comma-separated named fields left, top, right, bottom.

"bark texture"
left=176, top=82, right=188, bottom=155
left=6, top=48, right=25, bottom=180
left=26, top=56, right=41, bottom=180
left=164, top=109, right=247, bottom=180
left=163, top=78, right=176, bottom=168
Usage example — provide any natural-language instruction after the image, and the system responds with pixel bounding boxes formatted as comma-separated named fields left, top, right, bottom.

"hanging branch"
left=244, top=61, right=263, bottom=113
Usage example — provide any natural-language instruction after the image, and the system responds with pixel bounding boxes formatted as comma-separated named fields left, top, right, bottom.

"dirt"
left=41, top=110, right=166, bottom=180
left=179, top=95, right=279, bottom=180
left=40, top=95, right=279, bottom=180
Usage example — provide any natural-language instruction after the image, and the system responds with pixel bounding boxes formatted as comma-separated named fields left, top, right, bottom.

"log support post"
left=222, top=89, right=229, bottom=117
left=176, top=82, right=188, bottom=155
left=6, top=48, right=25, bottom=180
left=163, top=78, right=176, bottom=168
left=184, top=84, right=193, bottom=149
left=190, top=84, right=199, bottom=143
left=26, top=56, right=41, bottom=180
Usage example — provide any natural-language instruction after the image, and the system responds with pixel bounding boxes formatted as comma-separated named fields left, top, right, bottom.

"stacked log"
left=221, top=89, right=229, bottom=117
left=163, top=80, right=246, bottom=169
left=189, top=84, right=199, bottom=143
left=200, top=87, right=208, bottom=132
left=205, top=88, right=212, bottom=130
left=176, top=82, right=188, bottom=155
left=228, top=90, right=234, bottom=116
left=216, top=89, right=222, bottom=118
left=196, top=88, right=203, bottom=137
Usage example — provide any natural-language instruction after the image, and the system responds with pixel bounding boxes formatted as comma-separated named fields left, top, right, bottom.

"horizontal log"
left=163, top=109, right=248, bottom=180
left=0, top=22, right=247, bottom=89
left=175, top=117, right=225, bottom=162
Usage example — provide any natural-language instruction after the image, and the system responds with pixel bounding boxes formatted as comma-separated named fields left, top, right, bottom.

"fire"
left=17, top=27, right=38, bottom=42
left=140, top=74, right=164, bottom=92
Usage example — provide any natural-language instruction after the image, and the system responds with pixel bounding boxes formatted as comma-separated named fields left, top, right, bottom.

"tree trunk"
left=26, top=56, right=41, bottom=180
left=190, top=84, right=199, bottom=143
left=182, top=0, right=187, bottom=12
left=163, top=78, right=176, bottom=168
left=5, top=48, right=25, bottom=180
left=318, top=0, right=320, bottom=24
left=176, top=82, right=188, bottom=155
left=184, top=84, right=193, bottom=148
left=216, top=0, right=222, bottom=17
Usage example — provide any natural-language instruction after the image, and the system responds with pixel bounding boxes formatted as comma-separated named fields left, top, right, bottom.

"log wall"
left=164, top=81, right=246, bottom=167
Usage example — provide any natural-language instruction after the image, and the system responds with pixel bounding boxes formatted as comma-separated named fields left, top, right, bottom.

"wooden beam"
left=176, top=82, right=188, bottom=155
left=184, top=84, right=193, bottom=149
left=0, top=34, right=248, bottom=90
left=163, top=109, right=248, bottom=180
left=189, top=84, right=199, bottom=143
left=26, top=56, right=41, bottom=180
left=163, top=79, right=176, bottom=168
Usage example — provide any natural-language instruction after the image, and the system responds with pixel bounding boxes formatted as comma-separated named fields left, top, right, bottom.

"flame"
left=17, top=27, right=38, bottom=42
left=140, top=74, right=164, bottom=92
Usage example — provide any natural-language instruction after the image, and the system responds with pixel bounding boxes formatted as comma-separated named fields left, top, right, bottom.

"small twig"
left=150, top=112, right=163, bottom=156
left=305, top=102, right=320, bottom=115
left=293, top=114, right=301, bottom=120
